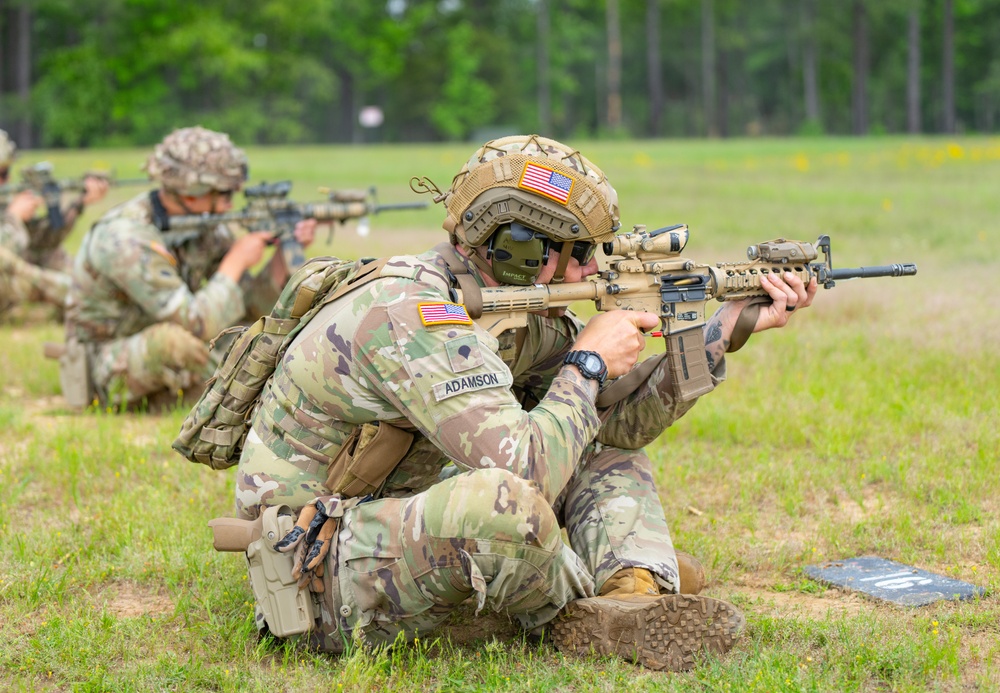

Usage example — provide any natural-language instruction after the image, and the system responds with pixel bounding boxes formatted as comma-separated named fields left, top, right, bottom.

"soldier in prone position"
left=231, top=135, right=816, bottom=671
left=0, top=129, right=109, bottom=316
left=61, top=126, right=316, bottom=408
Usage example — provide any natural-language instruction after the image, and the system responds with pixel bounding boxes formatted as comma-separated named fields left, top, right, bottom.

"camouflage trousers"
left=237, top=438, right=679, bottom=648
left=0, top=245, right=70, bottom=314
left=89, top=322, right=224, bottom=407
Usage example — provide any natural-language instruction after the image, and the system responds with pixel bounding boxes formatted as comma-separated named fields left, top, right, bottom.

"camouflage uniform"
left=0, top=128, right=73, bottom=314
left=24, top=203, right=79, bottom=272
left=0, top=212, right=71, bottom=313
left=64, top=191, right=280, bottom=406
left=235, top=246, right=726, bottom=650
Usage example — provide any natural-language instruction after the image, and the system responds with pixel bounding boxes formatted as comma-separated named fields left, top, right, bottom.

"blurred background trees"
left=1, top=0, right=998, bottom=147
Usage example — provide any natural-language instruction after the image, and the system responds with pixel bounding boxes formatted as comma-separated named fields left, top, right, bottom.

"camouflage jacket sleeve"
left=238, top=258, right=282, bottom=321
left=352, top=261, right=601, bottom=502
left=506, top=311, right=583, bottom=402
left=0, top=211, right=29, bottom=256
left=595, top=352, right=727, bottom=450
left=87, top=215, right=247, bottom=339
left=173, top=222, right=280, bottom=322
left=504, top=309, right=727, bottom=450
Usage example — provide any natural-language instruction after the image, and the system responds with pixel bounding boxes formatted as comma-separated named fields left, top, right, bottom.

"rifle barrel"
left=827, top=263, right=918, bottom=280
left=374, top=202, right=428, bottom=212
left=113, top=177, right=152, bottom=186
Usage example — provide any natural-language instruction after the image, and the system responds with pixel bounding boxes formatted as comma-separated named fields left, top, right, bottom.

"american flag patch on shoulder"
left=418, top=302, right=473, bottom=326
left=519, top=162, right=574, bottom=204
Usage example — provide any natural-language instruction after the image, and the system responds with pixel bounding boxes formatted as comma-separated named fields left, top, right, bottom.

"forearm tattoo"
left=703, top=316, right=728, bottom=372
left=561, top=365, right=600, bottom=399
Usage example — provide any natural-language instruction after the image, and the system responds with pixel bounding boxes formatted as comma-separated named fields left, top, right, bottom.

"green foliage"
left=429, top=21, right=498, bottom=139
left=12, top=0, right=1000, bottom=145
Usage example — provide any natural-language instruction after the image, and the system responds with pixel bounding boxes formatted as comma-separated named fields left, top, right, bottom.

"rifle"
left=0, top=161, right=149, bottom=233
left=158, top=181, right=428, bottom=270
left=455, top=224, right=917, bottom=402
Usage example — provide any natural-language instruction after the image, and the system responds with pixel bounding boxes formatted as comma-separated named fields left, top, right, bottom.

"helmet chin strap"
left=166, top=190, right=197, bottom=215
left=549, top=241, right=574, bottom=284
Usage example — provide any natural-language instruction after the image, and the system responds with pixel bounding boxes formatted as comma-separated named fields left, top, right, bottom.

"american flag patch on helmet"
left=518, top=162, right=574, bottom=204
left=418, top=302, right=473, bottom=326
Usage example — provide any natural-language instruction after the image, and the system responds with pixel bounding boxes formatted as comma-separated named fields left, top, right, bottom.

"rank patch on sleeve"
left=432, top=371, right=512, bottom=401
left=418, top=302, right=473, bottom=327
left=445, top=334, right=485, bottom=373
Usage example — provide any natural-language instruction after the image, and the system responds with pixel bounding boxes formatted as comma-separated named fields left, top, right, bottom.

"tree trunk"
left=717, top=47, right=729, bottom=137
left=942, top=0, right=955, bottom=133
left=0, top=1, right=5, bottom=130
left=851, top=1, right=869, bottom=135
left=336, top=68, right=356, bottom=144
left=15, top=3, right=31, bottom=146
left=801, top=0, right=821, bottom=125
left=606, top=0, right=623, bottom=132
left=646, top=0, right=664, bottom=136
left=907, top=5, right=921, bottom=134
left=701, top=0, right=716, bottom=136
left=537, top=0, right=551, bottom=135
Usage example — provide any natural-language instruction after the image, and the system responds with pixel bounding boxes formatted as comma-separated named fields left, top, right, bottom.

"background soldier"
left=229, top=135, right=817, bottom=671
left=62, top=125, right=315, bottom=408
left=0, top=129, right=109, bottom=315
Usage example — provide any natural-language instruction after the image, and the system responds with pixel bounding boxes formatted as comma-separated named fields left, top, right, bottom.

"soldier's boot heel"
left=550, top=594, right=745, bottom=672
left=675, top=551, right=707, bottom=595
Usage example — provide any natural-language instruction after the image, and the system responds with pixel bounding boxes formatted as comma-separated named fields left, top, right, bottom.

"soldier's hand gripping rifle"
left=0, top=161, right=149, bottom=234
left=158, top=181, right=427, bottom=271
left=455, top=224, right=917, bottom=402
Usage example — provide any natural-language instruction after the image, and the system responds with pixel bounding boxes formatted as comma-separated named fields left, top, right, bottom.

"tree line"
left=0, top=0, right=995, bottom=148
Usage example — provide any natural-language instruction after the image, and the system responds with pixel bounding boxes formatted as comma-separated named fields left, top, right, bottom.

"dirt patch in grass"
left=436, top=601, right=522, bottom=647
left=736, top=576, right=867, bottom=620
left=97, top=581, right=175, bottom=618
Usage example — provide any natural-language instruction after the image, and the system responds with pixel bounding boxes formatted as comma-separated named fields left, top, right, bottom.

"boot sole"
left=550, top=594, right=745, bottom=672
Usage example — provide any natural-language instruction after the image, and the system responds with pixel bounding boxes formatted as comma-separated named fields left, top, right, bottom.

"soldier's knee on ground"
left=143, top=323, right=209, bottom=371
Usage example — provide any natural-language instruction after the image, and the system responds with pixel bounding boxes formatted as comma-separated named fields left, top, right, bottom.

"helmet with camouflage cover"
left=144, top=126, right=248, bottom=196
left=439, top=134, right=620, bottom=285
left=0, top=129, right=17, bottom=168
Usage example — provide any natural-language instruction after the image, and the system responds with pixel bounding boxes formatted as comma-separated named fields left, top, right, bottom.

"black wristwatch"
left=563, top=350, right=608, bottom=385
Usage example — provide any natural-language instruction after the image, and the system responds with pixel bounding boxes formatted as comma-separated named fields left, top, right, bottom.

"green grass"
left=2, top=136, right=999, bottom=690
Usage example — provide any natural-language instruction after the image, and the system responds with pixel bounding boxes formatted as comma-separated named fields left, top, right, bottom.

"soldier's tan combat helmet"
left=0, top=129, right=17, bottom=168
left=143, top=126, right=248, bottom=196
left=437, top=135, right=620, bottom=284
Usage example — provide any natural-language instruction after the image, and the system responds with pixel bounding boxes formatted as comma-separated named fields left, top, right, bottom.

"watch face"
left=582, top=353, right=603, bottom=373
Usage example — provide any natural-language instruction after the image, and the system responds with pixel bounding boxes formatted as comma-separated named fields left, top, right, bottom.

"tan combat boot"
left=550, top=566, right=744, bottom=672
left=675, top=551, right=707, bottom=595
left=598, top=553, right=707, bottom=596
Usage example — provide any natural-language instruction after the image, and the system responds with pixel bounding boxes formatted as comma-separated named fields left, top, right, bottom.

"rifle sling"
left=434, top=242, right=483, bottom=319
left=149, top=190, right=170, bottom=231
left=595, top=356, right=664, bottom=409
left=728, top=297, right=767, bottom=353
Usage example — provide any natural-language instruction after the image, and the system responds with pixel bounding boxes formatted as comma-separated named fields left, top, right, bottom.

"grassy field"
left=1, top=136, right=998, bottom=691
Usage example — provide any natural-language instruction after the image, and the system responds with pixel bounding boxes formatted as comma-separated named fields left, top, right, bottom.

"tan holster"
left=325, top=421, right=414, bottom=497
left=54, top=338, right=93, bottom=409
left=209, top=506, right=315, bottom=638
